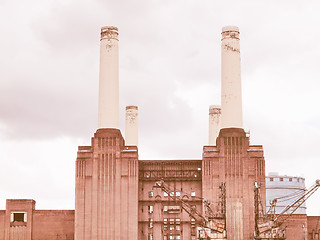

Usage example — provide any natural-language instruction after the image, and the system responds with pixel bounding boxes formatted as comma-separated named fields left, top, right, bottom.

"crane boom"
left=153, top=180, right=227, bottom=239
left=254, top=179, right=320, bottom=240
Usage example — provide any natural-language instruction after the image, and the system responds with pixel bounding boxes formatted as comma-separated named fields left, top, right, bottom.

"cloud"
left=1, top=0, right=320, bottom=213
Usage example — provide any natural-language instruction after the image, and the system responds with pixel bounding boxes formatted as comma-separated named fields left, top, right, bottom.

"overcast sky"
left=1, top=0, right=320, bottom=215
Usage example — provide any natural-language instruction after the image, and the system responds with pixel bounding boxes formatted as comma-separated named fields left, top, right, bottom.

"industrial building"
left=266, top=173, right=307, bottom=215
left=0, top=26, right=320, bottom=240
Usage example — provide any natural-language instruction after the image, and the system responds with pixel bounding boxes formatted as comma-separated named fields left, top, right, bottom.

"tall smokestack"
left=125, top=106, right=138, bottom=146
left=209, top=105, right=221, bottom=145
left=98, top=26, right=119, bottom=129
left=221, top=26, right=243, bottom=129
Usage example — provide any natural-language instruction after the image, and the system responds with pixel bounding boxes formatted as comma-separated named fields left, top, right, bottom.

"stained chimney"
left=125, top=106, right=138, bottom=146
left=98, top=26, right=119, bottom=129
left=209, top=105, right=221, bottom=145
left=221, top=26, right=243, bottom=129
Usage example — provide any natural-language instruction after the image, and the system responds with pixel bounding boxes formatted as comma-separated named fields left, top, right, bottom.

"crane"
left=153, top=180, right=227, bottom=240
left=254, top=179, right=320, bottom=240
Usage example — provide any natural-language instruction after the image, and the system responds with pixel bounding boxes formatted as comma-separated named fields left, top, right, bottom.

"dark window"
left=13, top=213, right=24, bottom=222
left=289, top=178, right=292, bottom=182
left=280, top=178, right=283, bottom=181
left=270, top=178, right=274, bottom=181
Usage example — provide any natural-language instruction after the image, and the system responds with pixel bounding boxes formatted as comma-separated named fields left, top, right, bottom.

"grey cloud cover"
left=1, top=0, right=320, bottom=214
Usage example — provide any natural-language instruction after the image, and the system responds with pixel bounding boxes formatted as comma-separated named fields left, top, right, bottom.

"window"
left=164, top=206, right=180, bottom=213
left=191, top=218, right=195, bottom=226
left=170, top=192, right=174, bottom=197
left=191, top=191, right=196, bottom=197
left=149, top=218, right=153, bottom=228
left=176, top=218, right=180, bottom=224
left=289, top=178, right=292, bottom=182
left=176, top=225, right=180, bottom=230
left=11, top=212, right=27, bottom=222
left=148, top=205, right=153, bottom=214
left=280, top=178, right=283, bottom=181
left=164, top=192, right=168, bottom=197
left=270, top=178, right=274, bottom=182
left=170, top=225, right=174, bottom=230
left=149, top=191, right=153, bottom=197
left=148, top=233, right=153, bottom=240
left=175, top=192, right=180, bottom=197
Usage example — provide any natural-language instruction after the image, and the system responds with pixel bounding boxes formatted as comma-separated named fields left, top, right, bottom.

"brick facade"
left=0, top=129, right=318, bottom=239
left=0, top=200, right=74, bottom=240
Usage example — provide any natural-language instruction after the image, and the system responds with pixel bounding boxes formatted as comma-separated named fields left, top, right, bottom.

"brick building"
left=0, top=26, right=319, bottom=240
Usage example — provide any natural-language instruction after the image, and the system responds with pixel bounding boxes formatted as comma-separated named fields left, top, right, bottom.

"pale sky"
left=1, top=0, right=320, bottom=215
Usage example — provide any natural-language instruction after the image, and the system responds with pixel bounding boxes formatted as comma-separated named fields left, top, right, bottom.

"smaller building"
left=266, top=172, right=306, bottom=215
left=0, top=199, right=74, bottom=240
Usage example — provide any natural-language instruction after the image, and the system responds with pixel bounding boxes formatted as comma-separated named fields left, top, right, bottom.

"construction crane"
left=254, top=179, right=320, bottom=240
left=153, top=180, right=227, bottom=240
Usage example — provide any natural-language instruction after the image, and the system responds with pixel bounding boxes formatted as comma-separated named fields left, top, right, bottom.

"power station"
left=0, top=26, right=319, bottom=240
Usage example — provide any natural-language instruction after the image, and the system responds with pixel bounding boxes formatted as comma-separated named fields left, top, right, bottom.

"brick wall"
left=32, top=210, right=74, bottom=240
left=0, top=200, right=74, bottom=240
left=308, top=216, right=320, bottom=240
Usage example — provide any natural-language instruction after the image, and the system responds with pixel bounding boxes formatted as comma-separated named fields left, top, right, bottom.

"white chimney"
left=125, top=106, right=138, bottom=146
left=209, top=105, right=221, bottom=145
left=221, top=26, right=243, bottom=129
left=98, top=26, right=119, bottom=129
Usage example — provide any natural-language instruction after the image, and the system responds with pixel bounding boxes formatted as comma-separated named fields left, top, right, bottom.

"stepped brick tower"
left=75, top=27, right=139, bottom=240
left=203, top=26, right=266, bottom=240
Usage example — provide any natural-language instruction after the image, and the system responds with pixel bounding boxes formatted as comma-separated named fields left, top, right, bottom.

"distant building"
left=266, top=172, right=307, bottom=215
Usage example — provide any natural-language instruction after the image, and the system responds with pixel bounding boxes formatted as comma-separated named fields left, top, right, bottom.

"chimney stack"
left=209, top=105, right=221, bottom=145
left=125, top=106, right=138, bottom=146
left=221, top=26, right=243, bottom=129
left=98, top=26, right=119, bottom=129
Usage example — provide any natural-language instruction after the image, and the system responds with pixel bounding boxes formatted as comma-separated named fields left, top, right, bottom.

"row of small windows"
left=148, top=218, right=196, bottom=228
left=147, top=218, right=197, bottom=240
left=148, top=234, right=181, bottom=240
left=145, top=205, right=198, bottom=214
left=268, top=177, right=304, bottom=182
left=148, top=191, right=196, bottom=198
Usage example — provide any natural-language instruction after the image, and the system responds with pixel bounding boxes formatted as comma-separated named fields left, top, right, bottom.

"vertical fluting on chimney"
left=98, top=26, right=119, bottom=129
left=209, top=105, right=221, bottom=145
left=125, top=106, right=138, bottom=146
left=221, top=26, right=243, bottom=129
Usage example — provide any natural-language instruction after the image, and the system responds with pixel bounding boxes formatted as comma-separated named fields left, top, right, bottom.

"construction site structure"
left=266, top=173, right=307, bottom=215
left=153, top=180, right=226, bottom=240
left=254, top=180, right=320, bottom=240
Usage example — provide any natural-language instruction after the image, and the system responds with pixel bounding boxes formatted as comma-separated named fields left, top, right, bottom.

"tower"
left=208, top=105, right=221, bottom=145
left=202, top=26, right=266, bottom=240
left=75, top=27, right=139, bottom=240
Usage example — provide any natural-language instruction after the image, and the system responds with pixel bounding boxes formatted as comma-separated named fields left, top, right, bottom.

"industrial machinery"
left=254, top=180, right=320, bottom=240
left=153, top=180, right=227, bottom=240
